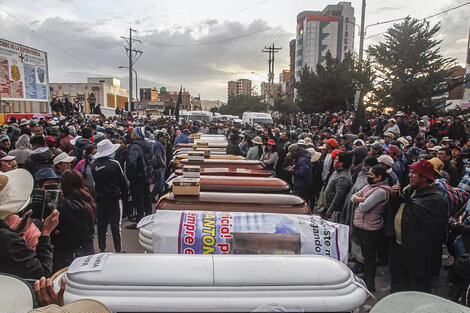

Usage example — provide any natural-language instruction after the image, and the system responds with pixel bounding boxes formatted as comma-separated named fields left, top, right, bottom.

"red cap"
left=408, top=159, right=435, bottom=181
left=267, top=139, right=276, bottom=146
left=45, top=136, right=56, bottom=147
left=331, top=149, right=342, bottom=160
left=324, top=138, right=338, bottom=148
left=386, top=145, right=400, bottom=156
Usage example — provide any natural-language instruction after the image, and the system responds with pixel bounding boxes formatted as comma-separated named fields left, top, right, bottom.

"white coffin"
left=60, top=254, right=366, bottom=312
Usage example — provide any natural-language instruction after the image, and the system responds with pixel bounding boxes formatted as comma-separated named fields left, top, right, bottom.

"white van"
left=242, top=112, right=273, bottom=125
left=179, top=110, right=212, bottom=122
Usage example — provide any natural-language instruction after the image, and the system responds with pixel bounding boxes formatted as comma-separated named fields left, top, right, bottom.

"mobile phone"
left=30, top=188, right=59, bottom=219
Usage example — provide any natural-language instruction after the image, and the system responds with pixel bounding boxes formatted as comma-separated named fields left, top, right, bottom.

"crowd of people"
left=1, top=109, right=470, bottom=308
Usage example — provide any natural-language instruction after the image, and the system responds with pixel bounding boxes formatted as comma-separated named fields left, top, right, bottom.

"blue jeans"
left=151, top=168, right=165, bottom=199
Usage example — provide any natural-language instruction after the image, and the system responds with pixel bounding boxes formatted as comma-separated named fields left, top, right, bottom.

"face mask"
left=44, top=184, right=58, bottom=190
left=109, top=152, right=116, bottom=159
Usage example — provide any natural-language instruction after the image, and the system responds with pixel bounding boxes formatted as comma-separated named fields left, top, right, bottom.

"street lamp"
left=118, top=66, right=138, bottom=101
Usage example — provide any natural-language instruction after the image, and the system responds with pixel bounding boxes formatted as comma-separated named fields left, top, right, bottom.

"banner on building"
left=0, top=38, right=49, bottom=102
left=151, top=210, right=349, bottom=264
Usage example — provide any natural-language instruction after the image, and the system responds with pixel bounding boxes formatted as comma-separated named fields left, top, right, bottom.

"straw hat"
left=252, top=136, right=263, bottom=145
left=29, top=299, right=112, bottom=313
left=0, top=273, right=35, bottom=313
left=307, top=148, right=321, bottom=163
left=0, top=169, right=34, bottom=220
left=370, top=291, right=468, bottom=313
left=429, top=157, right=444, bottom=176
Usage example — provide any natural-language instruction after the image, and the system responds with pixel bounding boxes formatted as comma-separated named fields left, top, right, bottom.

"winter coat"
left=293, top=150, right=313, bottom=195
left=91, top=157, right=128, bottom=200
left=260, top=150, right=279, bottom=171
left=24, top=147, right=54, bottom=176
left=8, top=134, right=32, bottom=166
left=226, top=143, right=244, bottom=156
left=449, top=122, right=467, bottom=142
left=383, top=124, right=401, bottom=138
left=74, top=159, right=95, bottom=194
left=127, top=138, right=153, bottom=183
left=174, top=133, right=190, bottom=146
left=341, top=167, right=369, bottom=227
left=353, top=182, right=391, bottom=231
left=52, top=198, right=94, bottom=253
left=0, top=219, right=53, bottom=279
left=396, top=183, right=448, bottom=277
left=73, top=137, right=92, bottom=161
left=246, top=146, right=263, bottom=160
left=325, top=168, right=352, bottom=215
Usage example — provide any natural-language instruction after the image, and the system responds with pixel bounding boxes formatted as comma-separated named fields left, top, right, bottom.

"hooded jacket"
left=127, top=138, right=153, bottom=183
left=8, top=134, right=32, bottom=166
left=292, top=149, right=313, bottom=194
left=24, top=147, right=54, bottom=176
left=73, top=137, right=92, bottom=161
left=0, top=219, right=53, bottom=279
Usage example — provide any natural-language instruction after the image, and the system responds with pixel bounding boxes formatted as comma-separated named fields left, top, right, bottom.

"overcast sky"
left=0, top=0, right=468, bottom=101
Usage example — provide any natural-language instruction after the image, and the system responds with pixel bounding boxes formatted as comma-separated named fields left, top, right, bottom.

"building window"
left=296, top=60, right=303, bottom=66
left=344, top=39, right=348, bottom=44
left=345, top=32, right=348, bottom=37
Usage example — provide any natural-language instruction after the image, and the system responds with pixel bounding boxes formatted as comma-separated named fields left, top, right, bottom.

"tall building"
left=464, top=26, right=470, bottom=102
left=158, top=90, right=191, bottom=111
left=227, top=79, right=252, bottom=98
left=140, top=88, right=159, bottom=101
left=294, top=2, right=355, bottom=80
left=288, top=39, right=296, bottom=101
left=261, top=82, right=280, bottom=102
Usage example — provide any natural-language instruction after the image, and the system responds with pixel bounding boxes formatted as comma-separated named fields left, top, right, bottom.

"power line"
left=0, top=5, right=105, bottom=75
left=144, top=27, right=271, bottom=47
left=366, top=1, right=470, bottom=40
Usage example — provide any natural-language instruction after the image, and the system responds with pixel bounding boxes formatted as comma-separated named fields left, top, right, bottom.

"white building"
left=295, top=2, right=355, bottom=80
left=49, top=77, right=129, bottom=116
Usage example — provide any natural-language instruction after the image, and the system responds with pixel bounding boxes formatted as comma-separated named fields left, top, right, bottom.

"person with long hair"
left=246, top=136, right=264, bottom=160
left=352, top=165, right=391, bottom=292
left=73, top=144, right=97, bottom=195
left=52, top=170, right=96, bottom=273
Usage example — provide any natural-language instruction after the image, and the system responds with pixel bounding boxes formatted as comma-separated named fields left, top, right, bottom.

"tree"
left=272, top=94, right=300, bottom=114
left=294, top=52, right=374, bottom=113
left=217, top=94, right=267, bottom=117
left=367, top=17, right=461, bottom=114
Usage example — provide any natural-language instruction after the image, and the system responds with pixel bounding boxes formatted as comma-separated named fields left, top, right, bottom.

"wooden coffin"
left=197, top=176, right=290, bottom=193
left=174, top=168, right=273, bottom=177
left=156, top=192, right=311, bottom=215
left=177, top=159, right=265, bottom=170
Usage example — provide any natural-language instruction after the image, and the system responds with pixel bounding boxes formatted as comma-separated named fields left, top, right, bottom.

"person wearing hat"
left=378, top=155, right=398, bottom=186
left=275, top=131, right=291, bottom=179
left=321, top=138, right=338, bottom=183
left=368, top=143, right=383, bottom=157
left=390, top=159, right=447, bottom=293
left=246, top=136, right=264, bottom=160
left=8, top=134, right=33, bottom=167
left=386, top=144, right=405, bottom=183
left=383, top=118, right=400, bottom=139
left=0, top=133, right=11, bottom=153
left=383, top=132, right=395, bottom=149
left=226, top=134, right=244, bottom=156
left=260, top=139, right=278, bottom=176
left=0, top=169, right=60, bottom=279
left=451, top=145, right=464, bottom=175
left=324, top=151, right=353, bottom=221
left=150, top=132, right=167, bottom=203
left=126, top=127, right=153, bottom=229
left=53, top=152, right=76, bottom=177
left=91, top=139, right=128, bottom=251
left=73, top=127, right=93, bottom=162
left=287, top=143, right=313, bottom=201
left=449, top=116, right=467, bottom=143
left=0, top=151, right=18, bottom=172
left=437, top=147, right=459, bottom=187
left=174, top=129, right=191, bottom=146
left=24, top=135, right=55, bottom=177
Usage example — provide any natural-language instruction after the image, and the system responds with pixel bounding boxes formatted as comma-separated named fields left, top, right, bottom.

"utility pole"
left=121, top=28, right=143, bottom=110
left=358, top=0, right=366, bottom=63
left=262, top=44, right=281, bottom=107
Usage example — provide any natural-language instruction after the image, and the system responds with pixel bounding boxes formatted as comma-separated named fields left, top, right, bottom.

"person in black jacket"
left=91, top=139, right=128, bottom=252
left=52, top=170, right=96, bottom=272
left=73, top=127, right=93, bottom=161
left=0, top=169, right=59, bottom=279
left=24, top=135, right=54, bottom=176
left=126, top=127, right=153, bottom=229
left=226, top=134, right=244, bottom=156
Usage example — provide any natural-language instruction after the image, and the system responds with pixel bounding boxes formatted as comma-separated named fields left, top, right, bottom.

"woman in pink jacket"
left=352, top=165, right=391, bottom=292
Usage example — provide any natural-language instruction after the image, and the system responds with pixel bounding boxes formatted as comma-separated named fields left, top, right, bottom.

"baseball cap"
left=0, top=134, right=9, bottom=142
left=378, top=155, right=394, bottom=167
left=323, top=138, right=338, bottom=148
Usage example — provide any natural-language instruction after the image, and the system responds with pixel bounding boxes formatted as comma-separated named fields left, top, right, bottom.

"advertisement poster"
left=0, top=38, right=49, bottom=101
left=151, top=210, right=349, bottom=264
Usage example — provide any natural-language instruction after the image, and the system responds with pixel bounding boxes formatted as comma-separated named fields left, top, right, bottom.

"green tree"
left=367, top=17, right=461, bottom=113
left=218, top=94, right=267, bottom=117
left=272, top=93, right=300, bottom=114
left=295, top=52, right=373, bottom=113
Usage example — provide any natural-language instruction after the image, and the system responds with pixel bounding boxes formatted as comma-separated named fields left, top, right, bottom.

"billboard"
left=0, top=38, right=49, bottom=102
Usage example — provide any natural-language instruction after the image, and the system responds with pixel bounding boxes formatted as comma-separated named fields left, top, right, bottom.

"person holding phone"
left=0, top=169, right=60, bottom=279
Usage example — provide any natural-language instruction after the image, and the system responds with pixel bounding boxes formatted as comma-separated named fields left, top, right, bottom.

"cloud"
left=369, top=5, right=406, bottom=14
left=1, top=12, right=292, bottom=100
